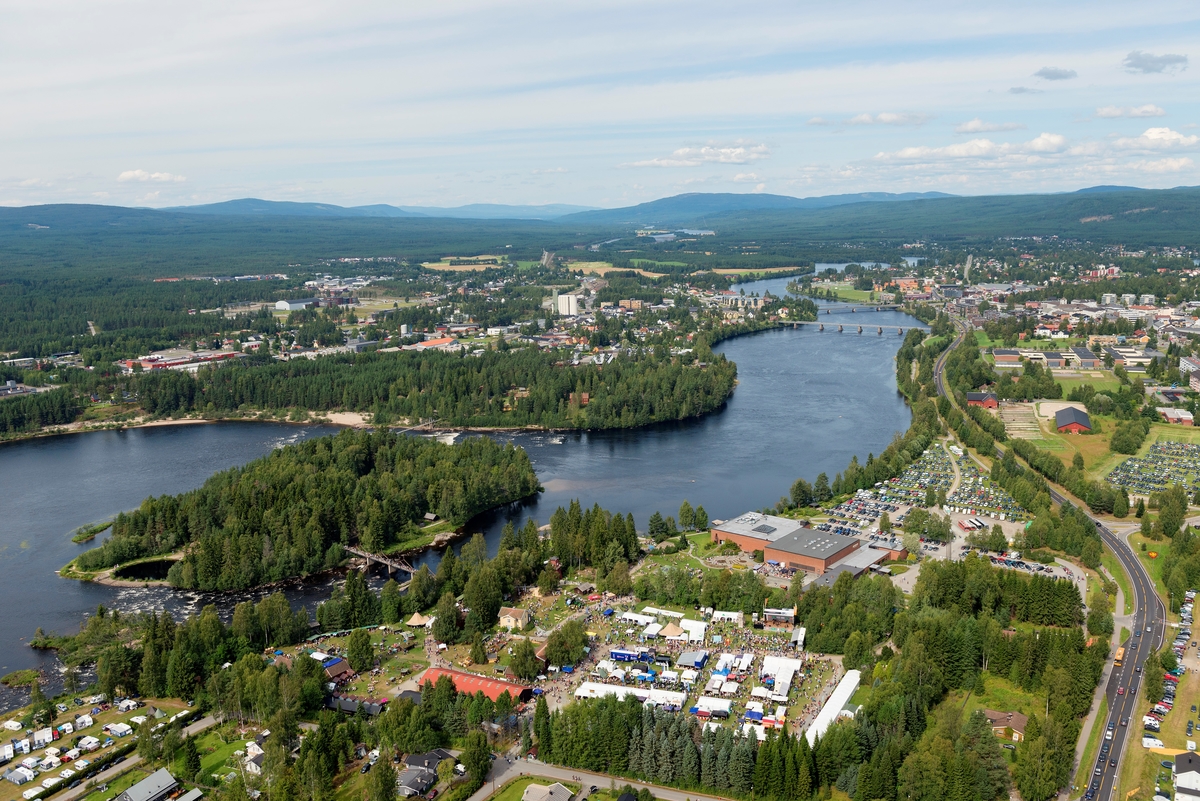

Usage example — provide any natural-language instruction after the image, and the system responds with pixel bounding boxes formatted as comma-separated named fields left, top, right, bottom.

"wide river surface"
left=0, top=278, right=918, bottom=710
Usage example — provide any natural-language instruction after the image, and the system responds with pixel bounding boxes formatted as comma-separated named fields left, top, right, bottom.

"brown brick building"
left=711, top=513, right=860, bottom=574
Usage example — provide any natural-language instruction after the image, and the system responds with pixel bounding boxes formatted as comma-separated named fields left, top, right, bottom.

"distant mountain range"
left=555, top=191, right=957, bottom=226
left=7, top=185, right=1200, bottom=249
left=163, top=192, right=959, bottom=224
left=164, top=198, right=597, bottom=220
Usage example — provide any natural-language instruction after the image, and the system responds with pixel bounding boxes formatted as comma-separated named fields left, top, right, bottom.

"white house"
left=75, top=715, right=93, bottom=729
left=77, top=737, right=100, bottom=753
left=31, top=729, right=53, bottom=748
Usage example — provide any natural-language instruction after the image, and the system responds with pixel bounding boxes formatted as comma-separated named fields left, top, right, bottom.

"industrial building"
left=710, top=513, right=860, bottom=574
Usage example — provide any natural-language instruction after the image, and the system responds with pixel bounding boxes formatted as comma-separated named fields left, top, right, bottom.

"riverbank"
left=0, top=295, right=915, bottom=674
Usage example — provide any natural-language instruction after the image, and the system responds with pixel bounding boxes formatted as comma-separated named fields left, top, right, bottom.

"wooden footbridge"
left=345, top=545, right=415, bottom=578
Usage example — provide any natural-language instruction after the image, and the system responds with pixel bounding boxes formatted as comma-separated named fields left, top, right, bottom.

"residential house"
left=498, top=607, right=531, bottom=631
left=403, top=749, right=455, bottom=771
left=118, top=768, right=178, bottom=801
left=982, top=710, right=1028, bottom=742
left=397, top=767, right=436, bottom=797
left=522, top=783, right=574, bottom=801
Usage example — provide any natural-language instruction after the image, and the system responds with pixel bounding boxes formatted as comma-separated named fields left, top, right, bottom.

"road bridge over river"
left=789, top=320, right=927, bottom=335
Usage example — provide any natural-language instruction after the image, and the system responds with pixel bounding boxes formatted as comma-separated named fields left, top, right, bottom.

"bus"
left=1114, top=647, right=1125, bottom=667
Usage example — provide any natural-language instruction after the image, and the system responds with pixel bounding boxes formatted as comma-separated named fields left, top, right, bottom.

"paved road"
left=54, top=715, right=220, bottom=801
left=469, top=758, right=736, bottom=801
left=1053, top=492, right=1165, bottom=801
left=931, top=314, right=1166, bottom=801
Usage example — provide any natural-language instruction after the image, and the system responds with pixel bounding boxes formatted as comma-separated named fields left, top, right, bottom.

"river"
left=0, top=276, right=918, bottom=710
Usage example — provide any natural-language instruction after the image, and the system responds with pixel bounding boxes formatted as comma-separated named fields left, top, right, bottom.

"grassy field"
left=74, top=766, right=149, bottom=801
left=1030, top=413, right=1116, bottom=473
left=568, top=262, right=664, bottom=278
left=1101, top=550, right=1135, bottom=616
left=326, top=628, right=430, bottom=697
left=949, top=671, right=1042, bottom=723
left=1056, top=375, right=1122, bottom=394
left=1076, top=694, right=1108, bottom=795
left=1130, top=533, right=1175, bottom=615
left=489, top=778, right=581, bottom=801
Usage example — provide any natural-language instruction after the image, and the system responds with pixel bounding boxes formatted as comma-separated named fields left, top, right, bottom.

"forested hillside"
left=73, top=429, right=540, bottom=590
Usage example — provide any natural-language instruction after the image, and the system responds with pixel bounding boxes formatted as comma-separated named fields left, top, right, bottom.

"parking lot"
left=878, top=446, right=954, bottom=506
left=1108, top=441, right=1200, bottom=496
left=946, top=456, right=1029, bottom=523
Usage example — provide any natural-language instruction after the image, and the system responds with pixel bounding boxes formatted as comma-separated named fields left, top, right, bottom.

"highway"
left=931, top=316, right=1167, bottom=800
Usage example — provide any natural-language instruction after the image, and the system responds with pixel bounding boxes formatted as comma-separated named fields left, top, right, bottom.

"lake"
left=0, top=278, right=917, bottom=710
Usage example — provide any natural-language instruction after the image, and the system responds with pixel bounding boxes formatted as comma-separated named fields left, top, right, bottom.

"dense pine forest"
left=125, top=346, right=739, bottom=429
left=73, top=429, right=540, bottom=589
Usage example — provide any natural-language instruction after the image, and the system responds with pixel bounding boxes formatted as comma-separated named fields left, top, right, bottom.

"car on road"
left=1121, top=718, right=1128, bottom=726
left=426, top=790, right=439, bottom=800
left=1117, top=687, right=1125, bottom=695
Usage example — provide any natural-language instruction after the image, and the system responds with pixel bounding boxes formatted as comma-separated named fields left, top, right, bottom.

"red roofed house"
left=419, top=668, right=532, bottom=702
left=966, top=392, right=998, bottom=409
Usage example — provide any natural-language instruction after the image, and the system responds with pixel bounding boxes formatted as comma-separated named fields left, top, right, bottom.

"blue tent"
left=603, top=608, right=615, bottom=617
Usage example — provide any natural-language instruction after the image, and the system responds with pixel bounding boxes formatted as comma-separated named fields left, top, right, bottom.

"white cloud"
left=627, top=143, right=769, bottom=168
left=847, top=112, right=930, bottom=126
left=753, top=183, right=766, bottom=193
left=118, top=169, right=185, bottom=183
left=1132, top=157, right=1193, bottom=173
left=732, top=173, right=760, bottom=182
left=880, top=132, right=1067, bottom=161
left=1008, top=86, right=1042, bottom=94
left=955, top=118, right=1025, bottom=133
left=1123, top=51, right=1188, bottom=74
left=532, top=167, right=567, bottom=174
left=1114, top=127, right=1199, bottom=150
left=1096, top=104, right=1166, bottom=118
left=806, top=117, right=831, bottom=126
left=1034, top=66, right=1077, bottom=80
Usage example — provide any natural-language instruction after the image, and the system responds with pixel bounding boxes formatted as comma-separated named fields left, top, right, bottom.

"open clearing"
left=567, top=261, right=664, bottom=278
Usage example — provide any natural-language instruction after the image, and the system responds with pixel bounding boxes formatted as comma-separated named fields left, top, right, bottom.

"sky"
left=1, top=0, right=1198, bottom=209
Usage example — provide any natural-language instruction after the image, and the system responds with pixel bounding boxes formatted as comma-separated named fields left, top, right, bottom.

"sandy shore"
left=137, top=418, right=213, bottom=428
